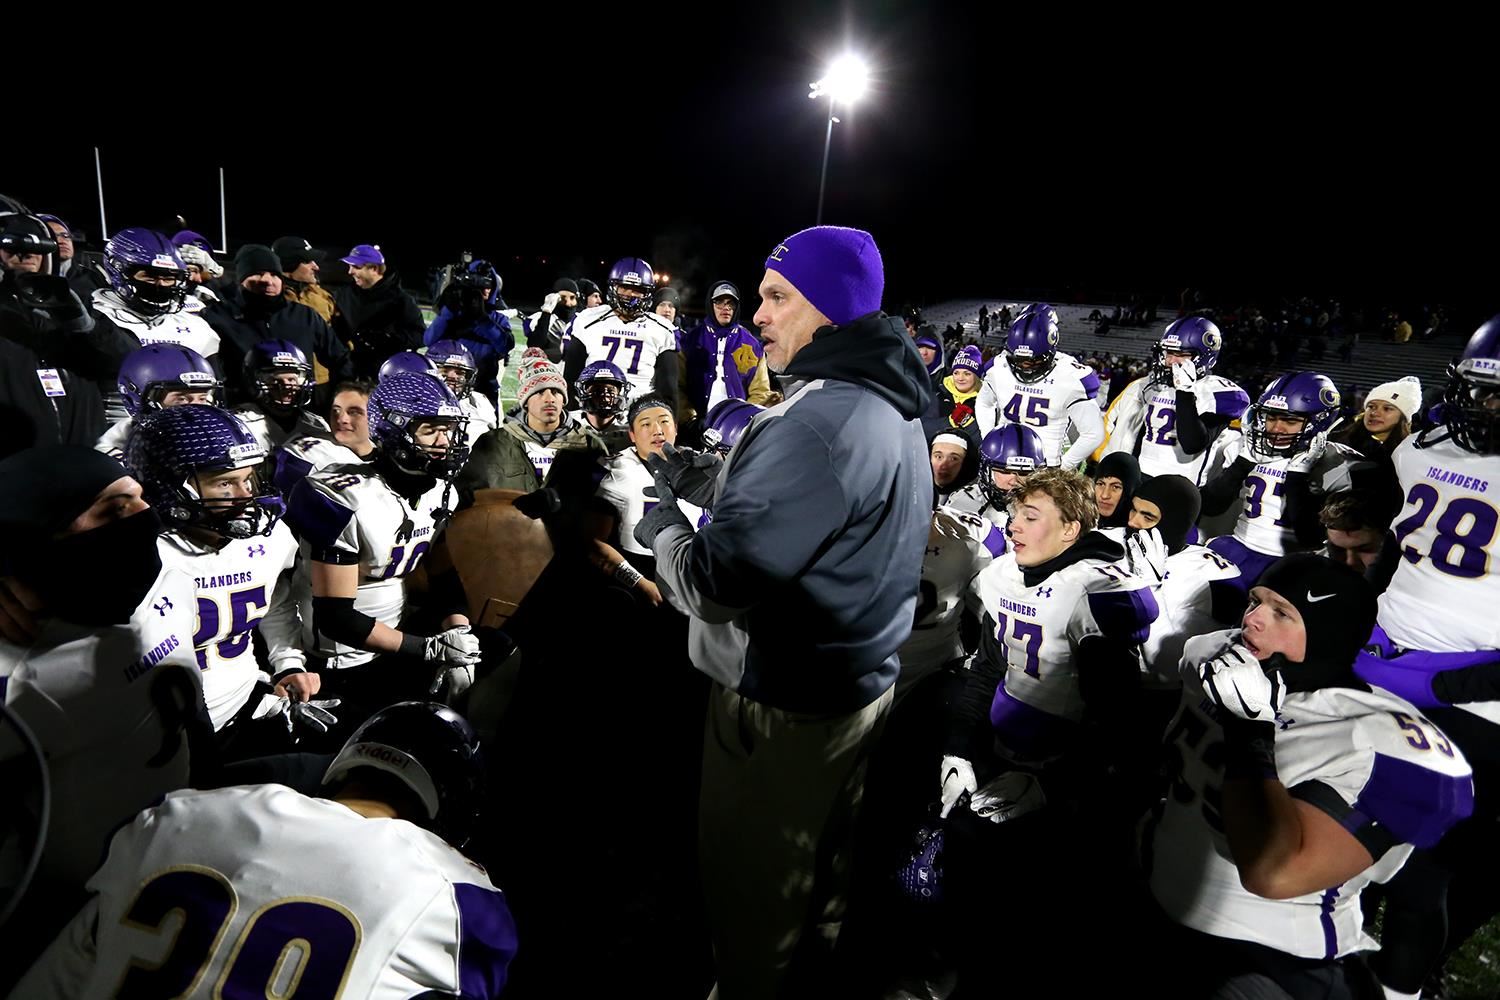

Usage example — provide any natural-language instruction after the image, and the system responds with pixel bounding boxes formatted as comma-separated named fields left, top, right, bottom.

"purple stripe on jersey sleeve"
left=271, top=449, right=315, bottom=496
left=1087, top=587, right=1159, bottom=644
left=283, top=480, right=355, bottom=549
left=982, top=523, right=1007, bottom=558
left=1213, top=388, right=1251, bottom=419
left=988, top=678, right=1077, bottom=758
left=455, top=882, right=518, bottom=999
left=1319, top=884, right=1341, bottom=960
left=1349, top=752, right=1474, bottom=849
left=1079, top=368, right=1101, bottom=400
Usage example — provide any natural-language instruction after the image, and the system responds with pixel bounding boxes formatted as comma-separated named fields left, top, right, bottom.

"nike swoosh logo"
left=1233, top=684, right=1261, bottom=719
left=944, top=768, right=960, bottom=782
left=1307, top=592, right=1335, bottom=603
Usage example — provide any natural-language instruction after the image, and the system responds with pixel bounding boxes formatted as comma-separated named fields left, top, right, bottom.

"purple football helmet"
left=1017, top=302, right=1060, bottom=327
left=117, top=344, right=221, bottom=417
left=606, top=257, right=655, bottom=318
left=369, top=372, right=469, bottom=479
left=103, top=228, right=190, bottom=315
left=576, top=360, right=630, bottom=419
left=1005, top=312, right=1060, bottom=384
left=1150, top=315, right=1223, bottom=386
left=979, top=424, right=1047, bottom=509
left=425, top=339, right=478, bottom=397
left=247, top=340, right=315, bottom=412
left=124, top=404, right=284, bottom=539
left=1247, top=371, right=1342, bottom=458
left=703, top=399, right=763, bottom=455
left=379, top=350, right=440, bottom=383
left=1443, top=314, right=1500, bottom=454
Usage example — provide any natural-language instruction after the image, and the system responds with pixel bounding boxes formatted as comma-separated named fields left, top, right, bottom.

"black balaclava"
left=1253, top=554, right=1377, bottom=693
left=1130, top=473, right=1201, bottom=554
left=0, top=447, right=165, bottom=626
left=1094, top=452, right=1142, bottom=529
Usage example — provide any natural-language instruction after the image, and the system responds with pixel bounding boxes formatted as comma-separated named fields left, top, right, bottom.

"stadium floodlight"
left=808, top=54, right=870, bottom=225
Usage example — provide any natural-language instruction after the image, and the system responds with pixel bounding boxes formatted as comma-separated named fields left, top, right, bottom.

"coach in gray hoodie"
left=637, top=225, right=933, bottom=999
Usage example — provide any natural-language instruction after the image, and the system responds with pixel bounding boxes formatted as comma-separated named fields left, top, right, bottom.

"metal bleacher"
left=924, top=299, right=1463, bottom=398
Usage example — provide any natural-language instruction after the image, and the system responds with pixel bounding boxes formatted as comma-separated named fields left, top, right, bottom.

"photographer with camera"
left=0, top=208, right=132, bottom=455
left=333, top=243, right=426, bottom=379
left=423, top=255, right=514, bottom=401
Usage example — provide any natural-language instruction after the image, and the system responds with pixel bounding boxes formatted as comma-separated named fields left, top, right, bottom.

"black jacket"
left=0, top=332, right=105, bottom=458
left=332, top=271, right=426, bottom=379
left=204, top=283, right=353, bottom=402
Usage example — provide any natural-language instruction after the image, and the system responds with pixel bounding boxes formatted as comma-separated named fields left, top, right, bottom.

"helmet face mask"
left=1246, top=372, right=1340, bottom=459
left=425, top=340, right=478, bottom=398
left=576, top=361, right=630, bottom=420
left=247, top=341, right=315, bottom=413
left=103, top=228, right=191, bottom=316
left=370, top=373, right=470, bottom=480
left=1005, top=313, right=1059, bottom=384
left=1149, top=318, right=1223, bottom=387
left=606, top=257, right=655, bottom=319
left=124, top=405, right=285, bottom=539
left=977, top=425, right=1046, bottom=509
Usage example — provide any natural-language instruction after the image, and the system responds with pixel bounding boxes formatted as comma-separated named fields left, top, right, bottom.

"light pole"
left=809, top=55, right=869, bottom=226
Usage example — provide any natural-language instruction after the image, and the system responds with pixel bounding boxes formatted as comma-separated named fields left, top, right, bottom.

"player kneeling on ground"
left=13, top=702, right=517, bottom=999
left=1145, top=555, right=1474, bottom=998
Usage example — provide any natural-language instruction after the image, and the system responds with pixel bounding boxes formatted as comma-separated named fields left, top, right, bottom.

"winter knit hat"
left=517, top=348, right=568, bottom=406
left=235, top=243, right=283, bottom=278
left=1366, top=376, right=1422, bottom=422
left=764, top=225, right=884, bottom=326
left=1254, top=554, right=1377, bottom=683
left=952, top=345, right=983, bottom=374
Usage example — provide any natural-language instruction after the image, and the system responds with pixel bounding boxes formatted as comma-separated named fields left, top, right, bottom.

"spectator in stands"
left=1392, top=311, right=1414, bottom=344
left=203, top=245, right=351, bottom=402
left=677, top=280, right=773, bottom=424
left=273, top=236, right=336, bottom=324
left=332, top=244, right=426, bottom=380
left=1333, top=376, right=1417, bottom=462
left=524, top=277, right=579, bottom=363
left=936, top=344, right=983, bottom=429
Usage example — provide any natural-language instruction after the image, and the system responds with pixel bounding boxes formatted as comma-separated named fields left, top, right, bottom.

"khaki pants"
left=700, top=681, right=894, bottom=1000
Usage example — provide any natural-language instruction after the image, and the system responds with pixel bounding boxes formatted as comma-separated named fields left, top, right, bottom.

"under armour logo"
left=769, top=243, right=790, bottom=262
left=925, top=547, right=942, bottom=557
left=153, top=597, right=173, bottom=616
left=1036, top=587, right=1053, bottom=598
left=1277, top=716, right=1295, bottom=731
left=247, top=544, right=266, bottom=558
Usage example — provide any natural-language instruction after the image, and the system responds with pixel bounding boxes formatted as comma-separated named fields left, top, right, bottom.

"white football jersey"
left=463, top=391, right=498, bottom=438
left=1229, top=442, right=1364, bottom=556
left=14, top=784, right=516, bottom=1000
left=596, top=450, right=705, bottom=557
left=564, top=304, right=678, bottom=399
left=1148, top=630, right=1474, bottom=960
left=91, top=289, right=222, bottom=360
left=1107, top=375, right=1250, bottom=482
left=232, top=404, right=333, bottom=455
left=273, top=432, right=368, bottom=496
left=0, top=565, right=199, bottom=892
left=94, top=416, right=132, bottom=459
left=287, top=466, right=453, bottom=669
left=1378, top=433, right=1500, bottom=656
left=156, top=525, right=302, bottom=730
left=1139, top=545, right=1242, bottom=685
left=974, top=545, right=1158, bottom=724
left=975, top=351, right=1101, bottom=466
left=899, top=506, right=1006, bottom=690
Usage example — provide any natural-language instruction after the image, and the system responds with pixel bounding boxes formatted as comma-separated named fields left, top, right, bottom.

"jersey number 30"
left=117, top=867, right=359, bottom=999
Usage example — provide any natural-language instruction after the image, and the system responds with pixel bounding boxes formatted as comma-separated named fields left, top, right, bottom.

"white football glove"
left=968, top=770, right=1047, bottom=825
left=1124, top=527, right=1168, bottom=585
left=1286, top=431, right=1328, bottom=475
left=541, top=291, right=560, bottom=314
left=1170, top=361, right=1200, bottom=392
left=175, top=242, right=224, bottom=279
left=1197, top=637, right=1284, bottom=722
left=424, top=626, right=481, bottom=698
left=939, top=755, right=978, bottom=819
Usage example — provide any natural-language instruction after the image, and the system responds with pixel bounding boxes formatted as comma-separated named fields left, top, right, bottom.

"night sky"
left=6, top=5, right=1487, bottom=313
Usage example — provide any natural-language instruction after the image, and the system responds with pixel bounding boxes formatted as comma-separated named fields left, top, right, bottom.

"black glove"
left=646, top=442, right=722, bottom=507
left=634, top=467, right=693, bottom=550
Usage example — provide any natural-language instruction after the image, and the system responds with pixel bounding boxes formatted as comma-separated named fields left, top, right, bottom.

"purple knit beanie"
left=764, top=226, right=884, bottom=326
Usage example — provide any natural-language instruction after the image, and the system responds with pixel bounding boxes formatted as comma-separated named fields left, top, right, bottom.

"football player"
left=96, top=343, right=221, bottom=459
left=929, top=428, right=979, bottom=509
left=90, top=228, right=222, bottom=422
left=285, top=373, right=479, bottom=711
left=1098, top=316, right=1250, bottom=483
left=945, top=424, right=1049, bottom=530
left=1201, top=371, right=1370, bottom=594
left=272, top=380, right=378, bottom=496
left=13, top=702, right=517, bottom=999
left=427, top=338, right=499, bottom=438
left=596, top=395, right=705, bottom=578
left=124, top=405, right=326, bottom=754
left=1146, top=555, right=1472, bottom=997
left=573, top=359, right=633, bottom=454
left=899, top=504, right=1005, bottom=699
left=974, top=308, right=1103, bottom=468
left=561, top=256, right=680, bottom=411
left=232, top=340, right=334, bottom=453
